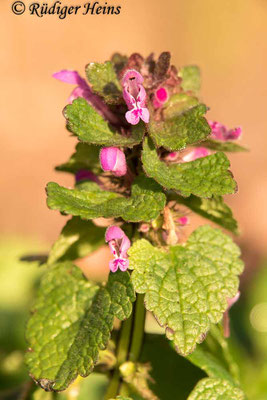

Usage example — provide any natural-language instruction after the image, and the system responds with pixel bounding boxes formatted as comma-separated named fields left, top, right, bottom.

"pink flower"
left=105, top=226, right=131, bottom=272
left=208, top=121, right=242, bottom=141
left=182, top=147, right=210, bottom=162
left=153, top=87, right=169, bottom=109
left=53, top=70, right=120, bottom=126
left=100, top=147, right=127, bottom=177
left=122, top=69, right=150, bottom=125
left=165, top=152, right=179, bottom=162
left=177, top=216, right=189, bottom=226
left=223, top=291, right=240, bottom=337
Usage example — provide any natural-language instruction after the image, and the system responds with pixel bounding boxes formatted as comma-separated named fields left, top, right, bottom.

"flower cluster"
left=53, top=57, right=242, bottom=274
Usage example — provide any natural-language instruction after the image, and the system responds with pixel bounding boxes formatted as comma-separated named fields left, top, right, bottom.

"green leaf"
left=25, top=262, right=135, bottom=391
left=141, top=334, right=205, bottom=400
left=200, top=139, right=248, bottom=152
left=187, top=346, right=235, bottom=384
left=187, top=378, right=245, bottom=400
left=163, top=93, right=199, bottom=119
left=47, top=217, right=105, bottom=265
left=142, top=137, right=237, bottom=197
left=46, top=175, right=166, bottom=223
left=85, top=61, right=122, bottom=103
left=148, top=104, right=211, bottom=151
left=56, top=143, right=101, bottom=175
left=173, top=195, right=239, bottom=234
left=64, top=98, right=144, bottom=147
left=128, top=225, right=243, bottom=356
left=179, top=65, right=201, bottom=94
left=110, top=397, right=133, bottom=400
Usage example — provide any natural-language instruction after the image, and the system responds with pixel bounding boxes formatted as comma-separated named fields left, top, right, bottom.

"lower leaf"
left=25, top=262, right=135, bottom=391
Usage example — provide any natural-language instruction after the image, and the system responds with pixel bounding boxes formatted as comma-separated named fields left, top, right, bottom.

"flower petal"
left=125, top=109, right=140, bottom=125
left=119, top=259, right=129, bottom=272
left=105, top=225, right=126, bottom=242
left=140, top=107, right=150, bottom=123
left=52, top=70, right=84, bottom=85
left=109, top=259, right=119, bottom=273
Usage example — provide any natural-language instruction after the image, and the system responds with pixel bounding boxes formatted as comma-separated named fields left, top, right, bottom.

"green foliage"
left=148, top=104, right=211, bottom=151
left=23, top=52, right=248, bottom=399
left=56, top=143, right=101, bottom=175
left=47, top=217, right=105, bottom=265
left=25, top=263, right=135, bottom=391
left=174, top=194, right=239, bottom=234
left=141, top=334, right=205, bottom=400
left=178, top=66, right=201, bottom=94
left=128, top=226, right=243, bottom=356
left=187, top=346, right=235, bottom=384
left=142, top=137, right=237, bottom=197
left=86, top=61, right=122, bottom=103
left=46, top=175, right=166, bottom=223
left=200, top=139, right=248, bottom=152
left=187, top=378, right=245, bottom=400
left=163, top=93, right=199, bottom=119
left=64, top=98, right=144, bottom=147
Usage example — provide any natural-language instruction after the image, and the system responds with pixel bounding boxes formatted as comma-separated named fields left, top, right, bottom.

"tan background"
left=0, top=0, right=267, bottom=271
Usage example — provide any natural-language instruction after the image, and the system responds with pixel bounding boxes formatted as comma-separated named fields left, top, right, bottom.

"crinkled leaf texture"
left=163, top=93, right=199, bottom=120
left=46, top=175, right=166, bottom=223
left=56, top=143, right=101, bottom=175
left=64, top=98, right=144, bottom=147
left=86, top=61, right=122, bottom=104
left=200, top=139, right=248, bottom=153
left=25, top=262, right=135, bottom=391
left=128, top=226, right=243, bottom=356
left=149, top=104, right=211, bottom=151
left=142, top=137, right=237, bottom=197
left=47, top=217, right=105, bottom=266
left=173, top=195, right=239, bottom=234
left=178, top=65, right=201, bottom=94
left=187, top=378, right=245, bottom=400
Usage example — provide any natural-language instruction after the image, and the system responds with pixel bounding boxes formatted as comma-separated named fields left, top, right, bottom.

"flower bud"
left=153, top=87, right=169, bottom=108
left=100, top=147, right=127, bottom=177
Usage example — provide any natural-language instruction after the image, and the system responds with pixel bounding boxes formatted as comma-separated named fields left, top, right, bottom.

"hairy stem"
left=104, top=314, right=133, bottom=399
left=129, top=293, right=146, bottom=362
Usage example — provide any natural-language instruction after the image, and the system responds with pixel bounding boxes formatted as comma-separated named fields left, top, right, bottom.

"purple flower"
left=100, top=147, right=127, bottom=177
left=153, top=87, right=169, bottom=109
left=105, top=225, right=131, bottom=272
left=53, top=69, right=120, bottom=126
left=182, top=147, right=210, bottom=162
left=122, top=69, right=150, bottom=125
left=208, top=121, right=242, bottom=141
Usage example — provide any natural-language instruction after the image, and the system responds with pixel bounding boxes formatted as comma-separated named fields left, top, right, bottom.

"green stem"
left=104, top=314, right=133, bottom=399
left=129, top=293, right=146, bottom=362
left=210, top=324, right=240, bottom=383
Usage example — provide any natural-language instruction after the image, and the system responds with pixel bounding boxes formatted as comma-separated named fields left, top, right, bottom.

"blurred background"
left=0, top=0, right=267, bottom=398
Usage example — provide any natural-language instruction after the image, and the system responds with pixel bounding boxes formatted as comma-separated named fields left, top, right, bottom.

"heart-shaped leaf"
left=128, top=226, right=243, bottom=356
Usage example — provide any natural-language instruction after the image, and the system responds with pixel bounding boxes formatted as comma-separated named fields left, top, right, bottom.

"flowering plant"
left=25, top=52, right=247, bottom=399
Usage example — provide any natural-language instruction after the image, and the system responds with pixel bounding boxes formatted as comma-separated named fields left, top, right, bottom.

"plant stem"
left=104, top=313, right=133, bottom=399
left=129, top=293, right=146, bottom=362
left=210, top=324, right=240, bottom=383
